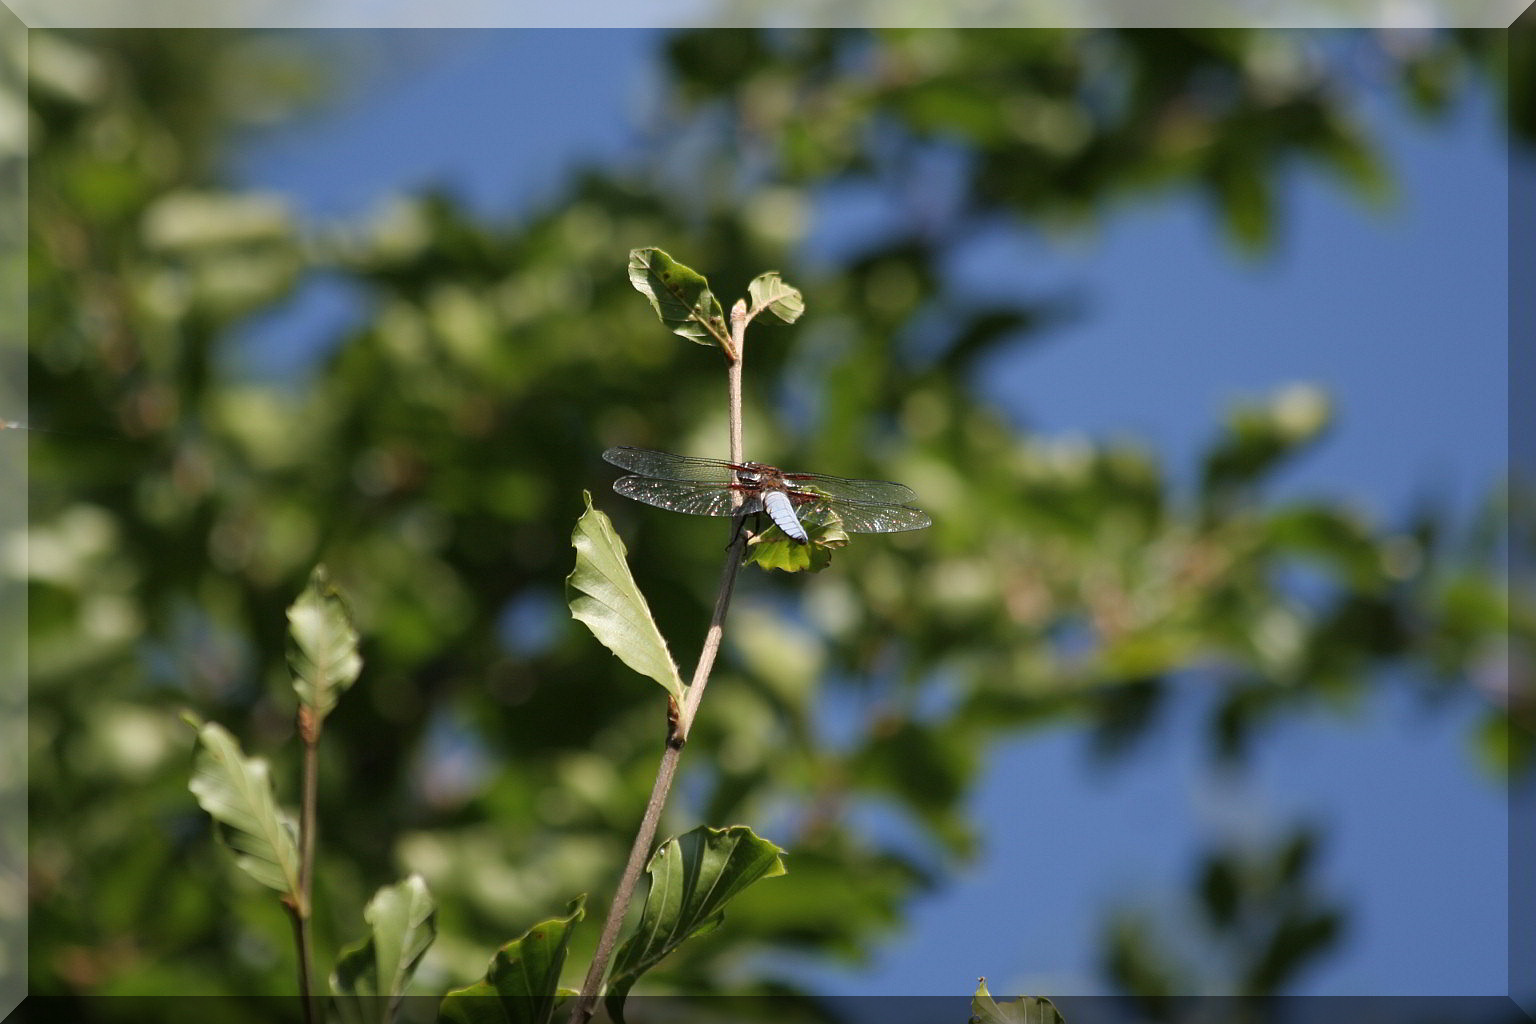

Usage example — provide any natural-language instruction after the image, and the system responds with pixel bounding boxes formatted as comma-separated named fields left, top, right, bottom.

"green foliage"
left=970, top=979, right=1065, bottom=1024
left=186, top=717, right=302, bottom=902
left=746, top=271, right=805, bottom=325
left=1106, top=826, right=1344, bottom=1002
left=438, top=897, right=585, bottom=1024
left=742, top=519, right=845, bottom=573
left=627, top=247, right=730, bottom=350
left=605, top=826, right=787, bottom=1023
left=332, top=875, right=439, bottom=1024
left=567, top=492, right=686, bottom=702
left=1200, top=385, right=1331, bottom=515
left=662, top=28, right=1527, bottom=250
left=23, top=25, right=1515, bottom=1008
left=287, top=564, right=363, bottom=725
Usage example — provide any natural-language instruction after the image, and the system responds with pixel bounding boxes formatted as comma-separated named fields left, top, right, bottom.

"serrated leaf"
left=331, top=875, right=438, bottom=1024
left=746, top=271, right=804, bottom=324
left=627, top=247, right=729, bottom=348
left=971, top=978, right=1065, bottom=1024
left=567, top=492, right=685, bottom=701
left=605, top=826, right=786, bottom=1024
left=287, top=564, right=361, bottom=724
left=186, top=718, right=301, bottom=900
left=437, top=896, right=586, bottom=1024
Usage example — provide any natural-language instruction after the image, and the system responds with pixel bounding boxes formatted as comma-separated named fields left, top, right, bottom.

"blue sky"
left=233, top=29, right=1510, bottom=998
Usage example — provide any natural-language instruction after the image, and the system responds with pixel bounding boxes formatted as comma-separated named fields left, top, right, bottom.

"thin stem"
left=727, top=309, right=745, bottom=465
left=568, top=735, right=682, bottom=1023
left=568, top=532, right=745, bottom=1023
left=294, top=710, right=320, bottom=1024
left=283, top=904, right=315, bottom=1024
left=566, top=302, right=753, bottom=1024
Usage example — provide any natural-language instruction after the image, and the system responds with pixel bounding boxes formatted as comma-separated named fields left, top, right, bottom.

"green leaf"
left=746, top=271, right=804, bottom=324
left=970, top=978, right=1065, bottom=1024
left=287, top=563, right=361, bottom=725
left=331, top=875, right=438, bottom=1024
left=742, top=519, right=846, bottom=574
left=567, top=492, right=685, bottom=701
left=185, top=717, right=301, bottom=900
left=438, top=896, right=586, bottom=1024
left=626, top=247, right=729, bottom=348
left=1201, top=385, right=1331, bottom=503
left=605, top=826, right=786, bottom=1024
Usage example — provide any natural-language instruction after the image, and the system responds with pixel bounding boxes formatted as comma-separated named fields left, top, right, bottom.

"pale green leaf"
left=437, top=896, right=585, bottom=1024
left=287, top=563, right=361, bottom=724
left=331, top=875, right=438, bottom=1024
left=605, top=826, right=786, bottom=1024
left=626, top=247, right=729, bottom=348
left=746, top=271, right=804, bottom=324
left=971, top=978, right=1065, bottom=1024
left=743, top=518, right=846, bottom=574
left=567, top=492, right=684, bottom=702
left=186, top=717, right=301, bottom=899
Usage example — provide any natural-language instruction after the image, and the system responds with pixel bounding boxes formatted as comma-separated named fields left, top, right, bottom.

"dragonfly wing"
left=602, top=447, right=736, bottom=484
left=613, top=476, right=740, bottom=517
left=798, top=498, right=933, bottom=534
left=787, top=472, right=919, bottom=506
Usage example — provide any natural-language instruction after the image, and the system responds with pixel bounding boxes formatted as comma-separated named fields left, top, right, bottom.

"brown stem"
left=568, top=737, right=682, bottom=1024
left=566, top=302, right=753, bottom=1024
left=294, top=709, right=320, bottom=1024
left=285, top=900, right=316, bottom=1024
left=727, top=306, right=745, bottom=465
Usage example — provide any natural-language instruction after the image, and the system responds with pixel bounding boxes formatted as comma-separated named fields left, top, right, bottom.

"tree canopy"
left=16, top=24, right=1522, bottom=1019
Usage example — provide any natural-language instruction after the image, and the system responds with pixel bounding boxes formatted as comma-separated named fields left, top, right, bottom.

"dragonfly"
left=602, top=446, right=931, bottom=544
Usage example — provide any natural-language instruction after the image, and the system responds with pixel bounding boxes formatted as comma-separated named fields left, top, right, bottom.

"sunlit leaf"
left=605, top=826, right=786, bottom=1024
left=1201, top=385, right=1332, bottom=503
left=287, top=563, right=361, bottom=725
left=331, top=875, right=438, bottom=1024
left=627, top=247, right=729, bottom=348
left=746, top=271, right=804, bottom=324
left=970, top=978, right=1065, bottom=1024
left=438, top=896, right=585, bottom=1024
left=567, top=492, right=685, bottom=701
left=743, top=520, right=845, bottom=573
left=185, top=716, right=301, bottom=901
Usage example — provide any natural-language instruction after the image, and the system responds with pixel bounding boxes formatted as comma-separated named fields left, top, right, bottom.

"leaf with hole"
left=627, top=247, right=729, bottom=348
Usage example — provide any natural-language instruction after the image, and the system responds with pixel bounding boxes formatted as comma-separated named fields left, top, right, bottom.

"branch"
left=566, top=301, right=752, bottom=1024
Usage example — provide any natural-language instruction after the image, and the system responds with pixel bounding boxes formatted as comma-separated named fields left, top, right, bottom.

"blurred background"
left=10, top=19, right=1531, bottom=1023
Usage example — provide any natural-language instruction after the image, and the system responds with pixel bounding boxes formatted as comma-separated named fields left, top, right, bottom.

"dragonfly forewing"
left=611, top=476, right=750, bottom=517
left=603, top=447, right=737, bottom=484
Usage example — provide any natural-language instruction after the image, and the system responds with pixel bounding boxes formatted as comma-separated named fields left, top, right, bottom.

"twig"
left=566, top=302, right=752, bottom=1024
left=293, top=707, right=320, bottom=1024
